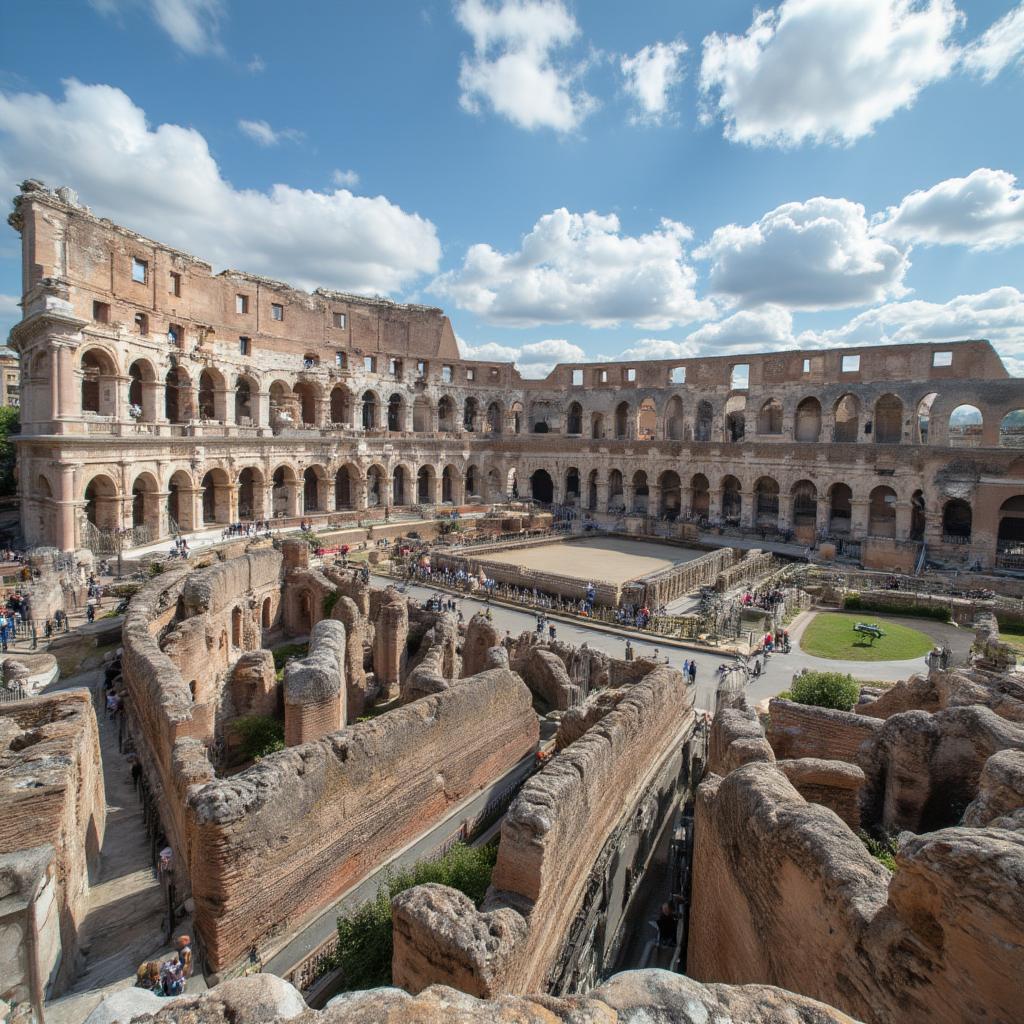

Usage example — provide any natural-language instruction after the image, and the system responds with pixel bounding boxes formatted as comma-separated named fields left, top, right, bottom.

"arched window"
left=999, top=410, right=1024, bottom=449
left=874, top=394, right=904, bottom=444
left=614, top=402, right=630, bottom=439
left=566, top=402, right=583, bottom=435
left=530, top=469, right=553, bottom=504
left=362, top=391, right=378, bottom=430
left=330, top=387, right=350, bottom=425
left=632, top=470, right=649, bottom=513
left=392, top=465, right=409, bottom=506
left=665, top=396, right=684, bottom=440
left=794, top=398, right=821, bottom=442
left=464, top=397, right=479, bottom=431
left=721, top=476, right=741, bottom=521
left=868, top=485, right=898, bottom=536
left=608, top=469, right=624, bottom=510
left=725, top=396, right=745, bottom=442
left=829, top=483, right=852, bottom=535
left=791, top=480, right=817, bottom=527
left=387, top=393, right=404, bottom=431
left=565, top=467, right=580, bottom=503
left=948, top=405, right=983, bottom=447
left=757, top=399, right=783, bottom=435
left=637, top=398, right=657, bottom=439
left=235, top=378, right=254, bottom=424
left=833, top=394, right=859, bottom=442
left=659, top=471, right=681, bottom=519
left=691, top=474, right=710, bottom=517
left=754, top=477, right=779, bottom=526
left=695, top=400, right=713, bottom=442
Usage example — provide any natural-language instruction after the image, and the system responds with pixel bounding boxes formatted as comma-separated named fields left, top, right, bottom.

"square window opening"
left=169, top=271, right=181, bottom=297
left=239, top=336, right=251, bottom=356
left=92, top=301, right=110, bottom=324
left=271, top=303, right=284, bottom=322
left=441, top=365, right=453, bottom=384
left=364, top=355, right=376, bottom=373
left=670, top=367, right=686, bottom=384
left=802, top=358, right=811, bottom=373
left=842, top=355, right=860, bottom=373
left=236, top=294, right=249, bottom=315
left=466, top=368, right=475, bottom=381
left=572, top=369, right=584, bottom=386
left=599, top=369, right=608, bottom=383
left=333, top=312, right=347, bottom=329
left=626, top=367, right=637, bottom=383
left=731, top=363, right=750, bottom=389
left=131, top=257, right=147, bottom=284
left=932, top=351, right=953, bottom=367
left=335, top=351, right=346, bottom=368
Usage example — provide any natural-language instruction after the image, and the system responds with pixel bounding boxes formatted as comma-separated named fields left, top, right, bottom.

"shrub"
left=789, top=671, right=860, bottom=712
left=842, top=594, right=950, bottom=622
left=147, top=561, right=165, bottom=576
left=234, top=715, right=285, bottom=761
left=333, top=843, right=498, bottom=991
left=860, top=832, right=898, bottom=872
left=322, top=591, right=339, bottom=618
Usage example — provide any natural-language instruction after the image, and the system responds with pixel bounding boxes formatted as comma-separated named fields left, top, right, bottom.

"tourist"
left=682, top=657, right=690, bottom=677
left=86, top=602, right=96, bottom=623
left=688, top=661, right=697, bottom=684
left=548, top=624, right=556, bottom=639
left=657, top=902, right=678, bottom=946
left=161, top=953, right=185, bottom=996
left=625, top=640, right=633, bottom=662
left=176, top=935, right=194, bottom=978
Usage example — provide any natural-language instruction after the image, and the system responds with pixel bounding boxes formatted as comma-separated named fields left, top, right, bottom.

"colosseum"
left=8, top=180, right=1024, bottom=571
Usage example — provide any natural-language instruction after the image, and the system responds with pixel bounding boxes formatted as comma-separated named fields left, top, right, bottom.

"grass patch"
left=800, top=612, right=934, bottom=662
left=272, top=641, right=309, bottom=681
left=233, top=715, right=285, bottom=761
left=332, top=842, right=498, bottom=991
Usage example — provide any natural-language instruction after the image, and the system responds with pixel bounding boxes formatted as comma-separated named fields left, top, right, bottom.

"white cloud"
left=684, top=305, right=796, bottom=351
left=695, top=196, right=909, bottom=310
left=455, top=0, right=597, bottom=132
left=620, top=39, right=687, bottom=124
left=0, top=80, right=441, bottom=295
left=432, top=208, right=711, bottom=328
left=962, top=2, right=1024, bottom=81
left=699, top=0, right=962, bottom=147
left=874, top=167, right=1024, bottom=250
left=238, top=119, right=304, bottom=147
left=0, top=294, right=20, bottom=340
left=90, top=0, right=226, bottom=56
left=247, top=54, right=266, bottom=74
left=457, top=335, right=585, bottom=377
left=616, top=338, right=699, bottom=361
left=332, top=168, right=360, bottom=188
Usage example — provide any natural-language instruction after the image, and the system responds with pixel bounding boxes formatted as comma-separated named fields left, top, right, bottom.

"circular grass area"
left=799, top=612, right=935, bottom=662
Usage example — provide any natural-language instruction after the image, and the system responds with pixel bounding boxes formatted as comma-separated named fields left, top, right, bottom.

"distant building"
left=0, top=344, right=19, bottom=408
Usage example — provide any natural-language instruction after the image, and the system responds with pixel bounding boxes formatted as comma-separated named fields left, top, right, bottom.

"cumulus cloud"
left=962, top=2, right=1024, bottom=81
left=695, top=196, right=910, bottom=310
left=432, top=208, right=711, bottom=328
left=874, top=168, right=1024, bottom=250
left=332, top=169, right=360, bottom=188
left=455, top=0, right=597, bottom=132
left=699, top=0, right=962, bottom=147
left=247, top=54, right=266, bottom=74
left=684, top=305, right=796, bottom=350
left=0, top=294, right=20, bottom=340
left=0, top=80, right=441, bottom=296
left=238, top=119, right=304, bottom=146
left=457, top=336, right=585, bottom=377
left=90, top=0, right=226, bottom=56
left=620, top=39, right=687, bottom=124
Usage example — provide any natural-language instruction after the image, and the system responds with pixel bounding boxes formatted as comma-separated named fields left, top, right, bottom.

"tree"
left=0, top=406, right=18, bottom=498
left=788, top=671, right=860, bottom=712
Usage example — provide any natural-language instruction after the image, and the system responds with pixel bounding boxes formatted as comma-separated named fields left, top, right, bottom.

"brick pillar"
left=777, top=494, right=793, bottom=530
left=851, top=498, right=870, bottom=538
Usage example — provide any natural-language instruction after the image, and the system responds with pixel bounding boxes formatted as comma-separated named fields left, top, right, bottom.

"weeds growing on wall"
left=788, top=671, right=861, bottom=712
left=233, top=715, right=285, bottom=761
left=859, top=831, right=898, bottom=872
left=322, top=592, right=339, bottom=618
left=332, top=842, right=498, bottom=991
left=272, top=641, right=309, bottom=680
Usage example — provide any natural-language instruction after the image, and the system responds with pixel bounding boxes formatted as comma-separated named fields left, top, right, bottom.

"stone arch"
left=509, top=401, right=524, bottom=434
left=608, top=469, right=624, bottom=511
left=564, top=466, right=581, bottom=505
left=873, top=394, right=903, bottom=444
left=665, top=396, right=684, bottom=440
left=916, top=392, right=939, bottom=443
left=632, top=470, right=649, bottom=513
left=272, top=465, right=299, bottom=518
left=530, top=468, right=554, bottom=504
left=293, top=381, right=319, bottom=426
left=949, top=404, right=983, bottom=447
left=485, top=400, right=503, bottom=435
left=167, top=469, right=195, bottom=532
left=198, top=367, right=227, bottom=421
left=721, top=475, right=742, bottom=521
left=637, top=398, right=657, bottom=440
left=330, top=386, right=351, bottom=426
left=999, top=410, right=1024, bottom=449
left=83, top=474, right=119, bottom=530
left=998, top=495, right=1024, bottom=562
left=833, top=394, right=860, bottom=442
left=691, top=473, right=710, bottom=517
left=127, top=358, right=158, bottom=422
left=417, top=465, right=437, bottom=504
left=130, top=471, right=160, bottom=532
left=335, top=464, right=358, bottom=510
left=911, top=489, right=926, bottom=541
left=437, top=395, right=457, bottom=432
left=943, top=498, right=972, bottom=541
left=392, top=464, right=411, bottom=506
left=365, top=464, right=386, bottom=507
left=262, top=596, right=273, bottom=630
left=80, top=348, right=119, bottom=416
left=303, top=465, right=328, bottom=513
left=464, top=397, right=480, bottom=432
left=586, top=469, right=598, bottom=510
left=614, top=401, right=630, bottom=440
left=566, top=401, right=583, bottom=436
left=754, top=476, right=779, bottom=527
left=725, top=395, right=746, bottom=442
left=464, top=464, right=481, bottom=501
left=757, top=398, right=783, bottom=435
left=237, top=466, right=265, bottom=520
left=591, top=411, right=605, bottom=439
left=362, top=390, right=380, bottom=430
left=791, top=479, right=817, bottom=529
left=828, top=482, right=852, bottom=535
left=695, top=400, right=714, bottom=442
left=795, top=397, right=821, bottom=442
left=868, top=485, right=898, bottom=536
left=659, top=470, right=681, bottom=519
left=235, top=374, right=258, bottom=425
left=165, top=365, right=193, bottom=424
left=441, top=464, right=461, bottom=504
left=387, top=392, right=406, bottom=432
left=200, top=467, right=231, bottom=524
left=269, top=380, right=296, bottom=428
left=412, top=395, right=432, bottom=433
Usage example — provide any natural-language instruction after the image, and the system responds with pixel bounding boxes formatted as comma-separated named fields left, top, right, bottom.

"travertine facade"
left=8, top=181, right=1024, bottom=571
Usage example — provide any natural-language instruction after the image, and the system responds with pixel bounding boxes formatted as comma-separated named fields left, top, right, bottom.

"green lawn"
left=800, top=612, right=935, bottom=662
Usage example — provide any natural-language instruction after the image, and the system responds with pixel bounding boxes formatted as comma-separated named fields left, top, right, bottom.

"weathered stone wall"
left=283, top=619, right=347, bottom=746
left=776, top=758, right=865, bottom=830
left=708, top=702, right=775, bottom=775
left=391, top=665, right=697, bottom=996
left=767, top=698, right=882, bottom=763
left=189, top=665, right=538, bottom=972
left=0, top=690, right=105, bottom=994
left=373, top=588, right=409, bottom=700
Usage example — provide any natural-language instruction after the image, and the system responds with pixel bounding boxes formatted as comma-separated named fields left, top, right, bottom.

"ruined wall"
left=392, top=665, right=697, bottom=996
left=0, top=690, right=105, bottom=994
left=372, top=588, right=408, bottom=701
left=767, top=698, right=882, bottom=763
left=189, top=666, right=538, bottom=972
left=776, top=758, right=864, bottom=830
left=283, top=619, right=347, bottom=746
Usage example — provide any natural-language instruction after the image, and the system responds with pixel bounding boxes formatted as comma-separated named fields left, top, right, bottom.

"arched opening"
left=754, top=476, right=779, bottom=527
left=198, top=369, right=218, bottom=420
left=533, top=420, right=549, bottom=434
left=231, top=607, right=242, bottom=647
left=868, top=485, right=898, bottom=537
left=659, top=471, right=681, bottom=519
left=791, top=480, right=817, bottom=529
left=413, top=396, right=431, bottom=433
left=614, top=402, right=630, bottom=440
left=417, top=466, right=436, bottom=504
left=794, top=397, right=821, bottom=442
left=829, top=483, right=852, bottom=535
left=916, top=392, right=939, bottom=443
left=608, top=469, right=624, bottom=511
left=129, top=473, right=160, bottom=533
left=510, top=402, right=523, bottom=434
left=235, top=377, right=254, bottom=424
left=294, top=381, right=318, bottom=426
left=910, top=489, right=926, bottom=541
left=998, top=495, right=1024, bottom=565
left=695, top=400, right=713, bottom=442
left=362, top=391, right=378, bottom=430
left=441, top=465, right=459, bottom=504
left=167, top=470, right=194, bottom=532
left=565, top=467, right=580, bottom=505
left=81, top=349, right=117, bottom=416
left=486, top=401, right=503, bottom=435
left=833, top=394, right=860, bottom=443
left=127, top=360, right=157, bottom=422
left=691, top=474, right=710, bottom=518
left=366, top=465, right=385, bottom=507
left=297, top=591, right=313, bottom=634
left=269, top=380, right=295, bottom=428
left=721, top=475, right=741, bottom=522
left=530, top=468, right=553, bottom=504
left=261, top=596, right=272, bottom=630
left=586, top=470, right=598, bottom=510
left=591, top=412, right=605, bottom=439
left=303, top=466, right=325, bottom=513
left=464, top=397, right=479, bottom=432
left=330, top=387, right=350, bottom=426
left=999, top=410, right=1024, bottom=449
left=201, top=468, right=230, bottom=524
left=335, top=465, right=354, bottom=510
left=165, top=366, right=192, bottom=424
left=874, top=394, right=903, bottom=444
left=942, top=499, right=972, bottom=542
left=949, top=404, right=983, bottom=447
left=272, top=466, right=298, bottom=518
left=757, top=398, right=783, bottom=435
left=387, top=393, right=405, bottom=432
left=566, top=402, right=583, bottom=435
left=438, top=396, right=456, bottom=432
left=637, top=398, right=657, bottom=440
left=632, top=470, right=649, bottom=513
left=238, top=467, right=263, bottom=520
left=465, top=465, right=480, bottom=501
left=725, top=396, right=746, bottom=442
left=392, top=465, right=410, bottom=506
left=665, top=396, right=684, bottom=440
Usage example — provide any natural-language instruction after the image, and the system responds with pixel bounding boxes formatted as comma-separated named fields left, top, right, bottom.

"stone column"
left=740, top=498, right=754, bottom=530
left=647, top=483, right=661, bottom=517
left=254, top=389, right=270, bottom=430
left=895, top=501, right=913, bottom=541
left=777, top=494, right=793, bottom=531
left=924, top=508, right=943, bottom=548
left=58, top=344, right=76, bottom=421
left=816, top=498, right=830, bottom=538
left=680, top=486, right=693, bottom=515
left=596, top=478, right=609, bottom=512
left=851, top=498, right=870, bottom=538
left=373, top=592, right=408, bottom=701
left=58, top=465, right=77, bottom=551
left=50, top=347, right=60, bottom=423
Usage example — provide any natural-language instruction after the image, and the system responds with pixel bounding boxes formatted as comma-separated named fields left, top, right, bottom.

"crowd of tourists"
left=223, top=520, right=274, bottom=539
left=135, top=935, right=194, bottom=996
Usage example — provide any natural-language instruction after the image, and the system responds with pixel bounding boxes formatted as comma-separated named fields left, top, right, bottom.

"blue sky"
left=1, top=0, right=1022, bottom=375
